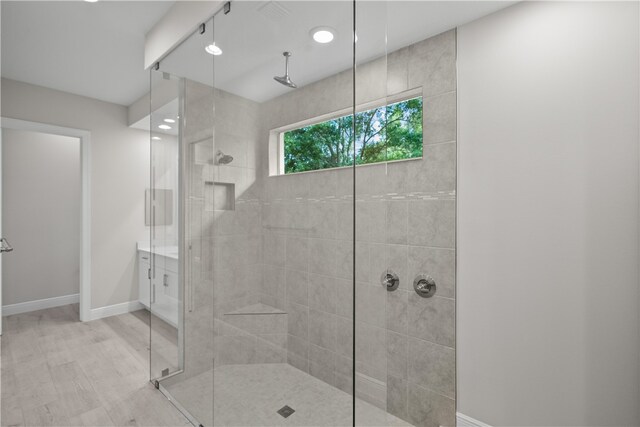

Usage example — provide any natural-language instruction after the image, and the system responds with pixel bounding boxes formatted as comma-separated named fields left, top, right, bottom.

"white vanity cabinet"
left=138, top=251, right=151, bottom=307
left=137, top=243, right=179, bottom=328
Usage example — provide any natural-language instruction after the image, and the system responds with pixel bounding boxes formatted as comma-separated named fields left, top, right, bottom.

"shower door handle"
left=188, top=243, right=194, bottom=312
left=0, top=238, right=13, bottom=253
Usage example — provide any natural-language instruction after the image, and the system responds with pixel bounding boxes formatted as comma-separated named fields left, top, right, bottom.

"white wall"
left=2, top=128, right=80, bottom=305
left=1, top=78, right=150, bottom=310
left=457, top=2, right=640, bottom=426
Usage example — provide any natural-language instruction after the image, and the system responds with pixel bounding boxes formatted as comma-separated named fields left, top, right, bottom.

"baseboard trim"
left=2, top=293, right=80, bottom=316
left=457, top=413, right=492, bottom=427
left=89, top=300, right=144, bottom=321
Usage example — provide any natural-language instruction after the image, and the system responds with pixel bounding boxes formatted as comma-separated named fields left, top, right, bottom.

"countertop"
left=136, top=242, right=179, bottom=260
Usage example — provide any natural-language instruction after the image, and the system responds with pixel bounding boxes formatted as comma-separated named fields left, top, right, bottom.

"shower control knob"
left=381, top=270, right=399, bottom=291
left=414, top=275, right=436, bottom=298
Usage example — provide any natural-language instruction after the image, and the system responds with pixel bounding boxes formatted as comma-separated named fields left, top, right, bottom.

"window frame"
left=269, top=87, right=423, bottom=176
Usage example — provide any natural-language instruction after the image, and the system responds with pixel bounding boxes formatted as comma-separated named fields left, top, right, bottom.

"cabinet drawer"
left=138, top=251, right=178, bottom=273
left=139, top=251, right=151, bottom=265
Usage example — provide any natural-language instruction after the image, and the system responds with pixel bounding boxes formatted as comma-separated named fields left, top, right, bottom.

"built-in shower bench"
left=222, top=303, right=287, bottom=335
left=214, top=302, right=288, bottom=366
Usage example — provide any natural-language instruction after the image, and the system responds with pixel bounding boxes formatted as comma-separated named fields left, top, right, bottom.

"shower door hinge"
left=199, top=23, right=206, bottom=35
left=223, top=1, right=231, bottom=15
left=148, top=268, right=151, bottom=280
left=153, top=62, right=159, bottom=71
left=154, top=380, right=160, bottom=389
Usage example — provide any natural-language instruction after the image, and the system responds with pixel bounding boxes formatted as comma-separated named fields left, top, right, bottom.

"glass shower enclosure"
left=147, top=2, right=457, bottom=426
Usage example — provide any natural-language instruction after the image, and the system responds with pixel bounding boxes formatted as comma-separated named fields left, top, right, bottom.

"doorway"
left=0, top=118, right=92, bottom=332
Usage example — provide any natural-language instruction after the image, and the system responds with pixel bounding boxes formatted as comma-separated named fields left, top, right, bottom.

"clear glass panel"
left=150, top=16, right=216, bottom=427
left=149, top=70, right=182, bottom=382
left=354, top=2, right=457, bottom=426
left=210, top=2, right=355, bottom=425
left=353, top=2, right=392, bottom=424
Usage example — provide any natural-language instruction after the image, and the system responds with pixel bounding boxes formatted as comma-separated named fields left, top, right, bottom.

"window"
left=282, top=96, right=423, bottom=174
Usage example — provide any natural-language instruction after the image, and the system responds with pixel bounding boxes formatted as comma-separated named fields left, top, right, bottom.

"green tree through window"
left=283, top=97, right=423, bottom=174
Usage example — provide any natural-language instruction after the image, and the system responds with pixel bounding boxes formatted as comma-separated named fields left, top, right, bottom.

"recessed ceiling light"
left=311, top=27, right=335, bottom=44
left=205, top=43, right=222, bottom=56
left=152, top=136, right=161, bottom=140
left=163, top=118, right=176, bottom=124
left=84, top=0, right=99, bottom=3
left=158, top=124, right=171, bottom=130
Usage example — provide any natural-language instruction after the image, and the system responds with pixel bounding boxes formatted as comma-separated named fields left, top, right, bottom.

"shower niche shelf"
left=205, top=181, right=235, bottom=211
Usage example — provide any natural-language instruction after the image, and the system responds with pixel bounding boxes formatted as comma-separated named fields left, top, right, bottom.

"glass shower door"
left=149, top=70, right=182, bottom=383
left=149, top=17, right=216, bottom=426
left=210, top=2, right=356, bottom=425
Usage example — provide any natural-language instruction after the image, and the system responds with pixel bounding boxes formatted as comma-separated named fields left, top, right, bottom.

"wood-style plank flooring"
left=0, top=304, right=190, bottom=427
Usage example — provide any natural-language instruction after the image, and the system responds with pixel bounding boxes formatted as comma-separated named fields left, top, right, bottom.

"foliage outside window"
left=283, top=96, right=423, bottom=174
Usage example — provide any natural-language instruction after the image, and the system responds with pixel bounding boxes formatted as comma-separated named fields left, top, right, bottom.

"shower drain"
left=277, top=405, right=295, bottom=418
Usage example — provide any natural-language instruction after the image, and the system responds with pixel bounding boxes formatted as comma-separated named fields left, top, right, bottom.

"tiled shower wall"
left=207, top=89, right=272, bottom=366
left=176, top=79, right=217, bottom=381
left=177, top=81, right=267, bottom=380
left=258, top=30, right=456, bottom=427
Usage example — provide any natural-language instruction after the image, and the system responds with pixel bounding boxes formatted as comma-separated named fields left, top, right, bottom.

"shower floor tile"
left=162, top=363, right=412, bottom=426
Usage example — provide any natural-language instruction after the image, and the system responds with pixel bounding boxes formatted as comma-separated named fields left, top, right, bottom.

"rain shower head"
left=274, top=51, right=297, bottom=89
left=217, top=150, right=234, bottom=165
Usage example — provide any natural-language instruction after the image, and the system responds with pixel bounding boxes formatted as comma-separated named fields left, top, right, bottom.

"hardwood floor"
left=0, top=304, right=190, bottom=427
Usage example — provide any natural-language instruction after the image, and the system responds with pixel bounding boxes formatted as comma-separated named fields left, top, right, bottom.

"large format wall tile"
left=386, top=331, right=408, bottom=380
left=413, top=142, right=457, bottom=192
left=335, top=278, right=354, bottom=319
left=408, top=338, right=455, bottom=398
left=309, top=273, right=338, bottom=314
left=287, top=302, right=309, bottom=340
left=308, top=239, right=338, bottom=276
left=285, top=235, right=309, bottom=272
left=387, top=374, right=409, bottom=421
left=424, top=92, right=457, bottom=145
left=407, top=246, right=455, bottom=298
left=407, top=295, right=455, bottom=348
left=408, top=30, right=456, bottom=98
left=336, top=316, right=354, bottom=358
left=309, top=308, right=337, bottom=352
left=408, top=383, right=456, bottom=427
left=407, top=199, right=456, bottom=248
left=287, top=334, right=309, bottom=373
left=386, top=201, right=408, bottom=245
left=386, top=289, right=409, bottom=335
left=286, top=269, right=308, bottom=306
left=309, top=201, right=338, bottom=239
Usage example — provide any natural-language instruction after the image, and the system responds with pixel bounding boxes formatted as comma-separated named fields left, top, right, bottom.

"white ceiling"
left=1, top=1, right=174, bottom=106
left=160, top=1, right=516, bottom=103
left=1, top=1, right=515, bottom=107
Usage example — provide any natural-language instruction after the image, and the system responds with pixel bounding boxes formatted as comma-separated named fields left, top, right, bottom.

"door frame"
left=0, top=117, right=92, bottom=323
